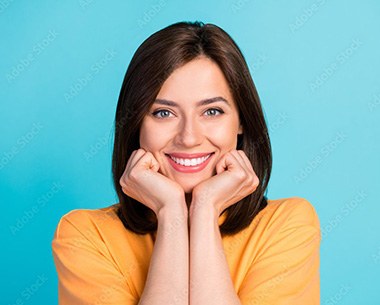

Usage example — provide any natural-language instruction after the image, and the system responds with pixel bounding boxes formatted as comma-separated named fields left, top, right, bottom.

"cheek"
left=209, top=124, right=239, bottom=149
left=139, top=130, right=153, bottom=151
left=139, top=122, right=168, bottom=152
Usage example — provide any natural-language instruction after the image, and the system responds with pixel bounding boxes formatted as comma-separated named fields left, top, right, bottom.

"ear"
left=238, top=123, right=243, bottom=135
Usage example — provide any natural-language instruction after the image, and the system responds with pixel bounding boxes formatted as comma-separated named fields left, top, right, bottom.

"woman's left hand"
left=189, top=150, right=260, bottom=218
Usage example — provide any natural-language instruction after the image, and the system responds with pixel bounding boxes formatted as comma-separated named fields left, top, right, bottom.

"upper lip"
left=166, top=152, right=214, bottom=159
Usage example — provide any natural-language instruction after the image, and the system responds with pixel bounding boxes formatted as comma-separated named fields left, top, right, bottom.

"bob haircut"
left=112, top=21, right=272, bottom=237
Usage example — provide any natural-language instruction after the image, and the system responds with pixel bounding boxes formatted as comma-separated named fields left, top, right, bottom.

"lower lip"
left=166, top=154, right=214, bottom=173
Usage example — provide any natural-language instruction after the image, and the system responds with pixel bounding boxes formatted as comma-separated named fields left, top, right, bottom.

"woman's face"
left=139, top=56, right=243, bottom=194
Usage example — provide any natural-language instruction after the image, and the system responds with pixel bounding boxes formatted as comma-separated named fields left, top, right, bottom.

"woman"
left=52, top=21, right=321, bottom=305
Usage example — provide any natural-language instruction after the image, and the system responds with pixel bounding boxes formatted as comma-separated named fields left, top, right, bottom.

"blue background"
left=1, top=1, right=379, bottom=304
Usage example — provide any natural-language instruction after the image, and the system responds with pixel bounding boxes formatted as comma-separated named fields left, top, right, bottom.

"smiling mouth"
left=165, top=153, right=214, bottom=167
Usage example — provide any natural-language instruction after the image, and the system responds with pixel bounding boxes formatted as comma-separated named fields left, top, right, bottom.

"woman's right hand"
left=119, top=148, right=186, bottom=216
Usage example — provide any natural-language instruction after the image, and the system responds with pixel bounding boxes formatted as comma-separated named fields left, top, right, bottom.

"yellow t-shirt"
left=52, top=196, right=321, bottom=304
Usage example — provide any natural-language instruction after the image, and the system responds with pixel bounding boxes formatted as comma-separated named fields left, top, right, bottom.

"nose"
left=174, top=116, right=203, bottom=148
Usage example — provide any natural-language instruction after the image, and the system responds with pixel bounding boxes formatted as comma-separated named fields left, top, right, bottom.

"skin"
left=138, top=55, right=249, bottom=206
left=119, top=56, right=260, bottom=305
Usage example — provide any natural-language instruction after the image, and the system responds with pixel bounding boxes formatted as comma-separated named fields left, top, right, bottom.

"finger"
left=230, top=150, right=247, bottom=170
left=236, top=150, right=260, bottom=186
left=215, top=151, right=239, bottom=174
left=236, top=150, right=254, bottom=172
left=125, top=149, right=138, bottom=168
left=229, top=150, right=257, bottom=188
left=137, top=151, right=160, bottom=172
left=128, top=148, right=147, bottom=170
left=121, top=150, right=142, bottom=186
left=121, top=150, right=138, bottom=182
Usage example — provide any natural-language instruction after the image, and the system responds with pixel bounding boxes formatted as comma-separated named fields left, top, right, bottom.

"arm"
left=189, top=199, right=321, bottom=305
left=189, top=204, right=241, bottom=305
left=138, top=204, right=189, bottom=305
left=187, top=149, right=257, bottom=305
left=52, top=203, right=189, bottom=305
left=118, top=149, right=190, bottom=305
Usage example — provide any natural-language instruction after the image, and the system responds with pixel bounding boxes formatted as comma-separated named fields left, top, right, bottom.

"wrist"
left=189, top=199, right=219, bottom=223
left=157, top=197, right=188, bottom=221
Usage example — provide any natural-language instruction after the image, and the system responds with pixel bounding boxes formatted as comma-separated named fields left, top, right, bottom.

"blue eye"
left=152, top=109, right=173, bottom=119
left=205, top=108, right=224, bottom=116
left=151, top=108, right=224, bottom=119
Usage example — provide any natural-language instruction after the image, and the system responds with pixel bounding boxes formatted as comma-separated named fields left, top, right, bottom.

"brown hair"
left=112, top=21, right=272, bottom=237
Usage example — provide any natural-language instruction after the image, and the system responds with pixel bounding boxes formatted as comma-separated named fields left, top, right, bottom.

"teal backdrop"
left=1, top=1, right=379, bottom=304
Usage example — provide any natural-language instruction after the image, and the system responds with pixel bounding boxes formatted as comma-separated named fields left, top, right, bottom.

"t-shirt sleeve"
left=51, top=211, right=138, bottom=305
left=238, top=198, right=321, bottom=305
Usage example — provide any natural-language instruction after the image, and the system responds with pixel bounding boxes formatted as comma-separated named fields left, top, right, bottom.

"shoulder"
left=222, top=196, right=321, bottom=273
left=52, top=203, right=123, bottom=241
left=263, top=196, right=320, bottom=230
left=248, top=196, right=321, bottom=263
left=51, top=203, right=134, bottom=264
left=246, top=196, right=321, bottom=245
left=237, top=197, right=321, bottom=303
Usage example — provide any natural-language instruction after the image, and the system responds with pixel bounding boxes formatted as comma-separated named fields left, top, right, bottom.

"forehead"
left=155, top=57, right=235, bottom=107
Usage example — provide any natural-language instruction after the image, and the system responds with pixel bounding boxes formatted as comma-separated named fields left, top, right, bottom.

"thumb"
left=143, top=152, right=160, bottom=172
left=215, top=153, right=234, bottom=175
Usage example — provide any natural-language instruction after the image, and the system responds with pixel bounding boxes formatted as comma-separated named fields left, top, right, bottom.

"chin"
left=175, top=177, right=203, bottom=193
left=181, top=183, right=195, bottom=194
left=179, top=175, right=212, bottom=194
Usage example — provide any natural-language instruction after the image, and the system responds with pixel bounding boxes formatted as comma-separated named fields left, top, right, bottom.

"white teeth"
left=170, top=154, right=211, bottom=167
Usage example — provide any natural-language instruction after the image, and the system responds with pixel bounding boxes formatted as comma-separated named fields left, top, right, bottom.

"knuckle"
left=253, top=177, right=260, bottom=187
left=119, top=176, right=125, bottom=187
left=236, top=170, right=247, bottom=181
left=246, top=175, right=254, bottom=185
left=256, top=178, right=260, bottom=186
left=129, top=170, right=139, bottom=181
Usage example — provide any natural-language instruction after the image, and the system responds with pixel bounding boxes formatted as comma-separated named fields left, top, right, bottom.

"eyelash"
left=151, top=108, right=225, bottom=119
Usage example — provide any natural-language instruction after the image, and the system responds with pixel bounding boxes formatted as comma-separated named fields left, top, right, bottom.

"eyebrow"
left=153, top=96, right=231, bottom=108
